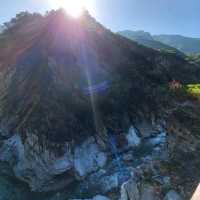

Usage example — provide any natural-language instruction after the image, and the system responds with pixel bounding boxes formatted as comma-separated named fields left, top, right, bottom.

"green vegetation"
left=186, top=54, right=200, bottom=66
left=169, top=83, right=200, bottom=101
left=118, top=30, right=184, bottom=57
left=154, top=35, right=200, bottom=54
left=186, top=84, right=200, bottom=99
left=0, top=10, right=200, bottom=145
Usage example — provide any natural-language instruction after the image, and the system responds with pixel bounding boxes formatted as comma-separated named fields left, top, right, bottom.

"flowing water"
left=108, top=135, right=124, bottom=172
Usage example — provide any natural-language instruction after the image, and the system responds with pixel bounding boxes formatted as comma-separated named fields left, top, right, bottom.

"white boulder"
left=120, top=179, right=140, bottom=200
left=70, top=195, right=110, bottom=200
left=93, top=195, right=111, bottom=200
left=126, top=126, right=141, bottom=147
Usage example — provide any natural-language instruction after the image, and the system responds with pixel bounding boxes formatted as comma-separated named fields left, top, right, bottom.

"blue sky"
left=0, top=0, right=200, bottom=37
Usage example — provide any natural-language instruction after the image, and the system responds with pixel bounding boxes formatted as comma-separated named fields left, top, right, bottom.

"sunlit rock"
left=92, top=195, right=111, bottom=200
left=0, top=134, right=108, bottom=192
left=70, top=195, right=110, bottom=200
left=74, top=137, right=107, bottom=177
left=120, top=179, right=140, bottom=200
left=191, top=184, right=200, bottom=200
left=126, top=126, right=141, bottom=147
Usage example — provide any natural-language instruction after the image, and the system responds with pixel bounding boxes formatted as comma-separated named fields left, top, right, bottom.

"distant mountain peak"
left=118, top=30, right=153, bottom=41
left=117, top=30, right=184, bottom=56
left=153, top=34, right=200, bottom=54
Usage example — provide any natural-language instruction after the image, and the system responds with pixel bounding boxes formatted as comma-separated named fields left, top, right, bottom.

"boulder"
left=140, top=185, right=158, bottom=200
left=120, top=178, right=160, bottom=200
left=0, top=134, right=107, bottom=192
left=164, top=190, right=182, bottom=200
left=70, top=195, right=110, bottom=200
left=93, top=195, right=111, bottom=200
left=85, top=169, right=119, bottom=194
left=126, top=126, right=141, bottom=147
left=74, top=137, right=107, bottom=177
left=120, top=179, right=140, bottom=200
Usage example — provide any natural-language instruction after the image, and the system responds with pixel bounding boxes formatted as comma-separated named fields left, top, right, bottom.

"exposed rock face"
left=0, top=9, right=199, bottom=200
left=0, top=121, right=168, bottom=196
left=0, top=133, right=73, bottom=191
left=0, top=10, right=199, bottom=146
left=86, top=169, right=120, bottom=194
left=0, top=134, right=107, bottom=192
left=165, top=104, right=200, bottom=198
left=120, top=179, right=158, bottom=200
left=120, top=179, right=140, bottom=200
left=74, top=137, right=107, bottom=177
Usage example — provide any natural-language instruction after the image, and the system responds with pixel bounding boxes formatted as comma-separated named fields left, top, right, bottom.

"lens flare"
left=50, top=0, right=85, bottom=17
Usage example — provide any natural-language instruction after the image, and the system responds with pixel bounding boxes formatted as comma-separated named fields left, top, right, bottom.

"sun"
left=49, top=0, right=97, bottom=18
left=51, top=0, right=85, bottom=18
left=60, top=0, right=85, bottom=17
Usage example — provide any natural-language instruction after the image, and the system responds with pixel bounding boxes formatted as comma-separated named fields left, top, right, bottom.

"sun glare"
left=51, top=0, right=85, bottom=18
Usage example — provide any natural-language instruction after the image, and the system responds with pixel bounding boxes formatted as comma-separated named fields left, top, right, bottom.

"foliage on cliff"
left=0, top=10, right=200, bottom=144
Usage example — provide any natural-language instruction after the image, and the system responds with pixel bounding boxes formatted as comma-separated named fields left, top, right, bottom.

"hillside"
left=0, top=10, right=200, bottom=199
left=118, top=30, right=200, bottom=55
left=154, top=34, right=200, bottom=54
left=117, top=30, right=184, bottom=56
left=187, top=54, right=200, bottom=66
left=1, top=10, right=198, bottom=144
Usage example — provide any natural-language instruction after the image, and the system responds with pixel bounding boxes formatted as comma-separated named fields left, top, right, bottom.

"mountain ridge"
left=117, top=30, right=185, bottom=57
left=118, top=30, right=200, bottom=55
left=154, top=34, right=200, bottom=54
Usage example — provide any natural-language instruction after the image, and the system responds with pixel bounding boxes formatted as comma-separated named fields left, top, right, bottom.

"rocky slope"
left=165, top=102, right=200, bottom=199
left=0, top=10, right=200, bottom=199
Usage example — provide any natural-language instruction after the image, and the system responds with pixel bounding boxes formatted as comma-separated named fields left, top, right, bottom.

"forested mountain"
left=118, top=30, right=200, bottom=55
left=118, top=30, right=184, bottom=56
left=154, top=34, right=200, bottom=54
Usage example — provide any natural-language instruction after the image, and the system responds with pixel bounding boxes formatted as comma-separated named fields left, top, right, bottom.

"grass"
left=186, top=84, right=200, bottom=100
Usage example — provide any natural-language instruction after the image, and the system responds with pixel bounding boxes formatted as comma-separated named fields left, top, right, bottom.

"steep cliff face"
left=0, top=10, right=199, bottom=144
left=0, top=9, right=199, bottom=197
left=165, top=103, right=200, bottom=198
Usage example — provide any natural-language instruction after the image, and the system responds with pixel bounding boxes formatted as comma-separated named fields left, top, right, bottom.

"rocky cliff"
left=0, top=9, right=199, bottom=199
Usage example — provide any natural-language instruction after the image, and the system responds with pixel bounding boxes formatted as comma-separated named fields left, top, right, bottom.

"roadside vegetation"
left=186, top=84, right=200, bottom=100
